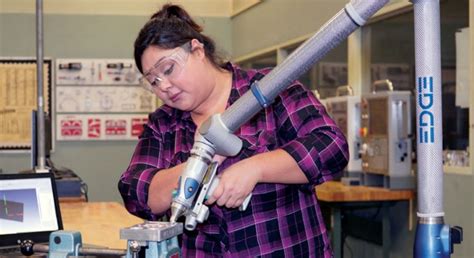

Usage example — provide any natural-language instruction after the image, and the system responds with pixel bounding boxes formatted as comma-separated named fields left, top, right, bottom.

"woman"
left=119, top=4, right=349, bottom=257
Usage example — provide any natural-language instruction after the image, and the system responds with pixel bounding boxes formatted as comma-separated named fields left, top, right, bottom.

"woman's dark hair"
left=134, top=4, right=224, bottom=73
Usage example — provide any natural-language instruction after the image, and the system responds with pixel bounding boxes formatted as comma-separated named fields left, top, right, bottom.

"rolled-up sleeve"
left=277, top=83, right=349, bottom=188
left=118, top=123, right=168, bottom=220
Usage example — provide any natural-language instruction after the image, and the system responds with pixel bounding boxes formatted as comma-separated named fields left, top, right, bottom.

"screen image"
left=0, top=189, right=37, bottom=223
left=0, top=178, right=59, bottom=235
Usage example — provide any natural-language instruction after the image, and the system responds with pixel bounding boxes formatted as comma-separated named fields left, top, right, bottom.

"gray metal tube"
left=412, top=0, right=444, bottom=216
left=222, top=0, right=388, bottom=132
left=32, top=244, right=127, bottom=256
left=79, top=247, right=127, bottom=256
left=36, top=0, right=46, bottom=171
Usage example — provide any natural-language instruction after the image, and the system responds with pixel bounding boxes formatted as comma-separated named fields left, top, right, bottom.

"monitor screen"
left=0, top=173, right=62, bottom=247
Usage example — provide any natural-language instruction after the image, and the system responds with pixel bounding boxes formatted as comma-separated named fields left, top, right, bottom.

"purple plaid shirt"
left=119, top=63, right=349, bottom=257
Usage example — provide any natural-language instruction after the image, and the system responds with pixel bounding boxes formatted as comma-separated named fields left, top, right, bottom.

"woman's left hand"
left=205, top=158, right=261, bottom=209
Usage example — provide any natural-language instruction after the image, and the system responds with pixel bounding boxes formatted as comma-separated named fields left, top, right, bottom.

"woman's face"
left=140, top=41, right=209, bottom=111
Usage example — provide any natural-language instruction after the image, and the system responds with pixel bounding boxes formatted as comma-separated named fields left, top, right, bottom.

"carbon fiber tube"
left=222, top=0, right=389, bottom=132
left=412, top=0, right=444, bottom=216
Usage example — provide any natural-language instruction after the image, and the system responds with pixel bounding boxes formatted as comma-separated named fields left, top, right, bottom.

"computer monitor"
left=0, top=173, right=62, bottom=248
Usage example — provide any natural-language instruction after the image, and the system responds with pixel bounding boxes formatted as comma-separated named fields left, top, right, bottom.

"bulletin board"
left=0, top=59, right=52, bottom=150
left=55, top=58, right=156, bottom=141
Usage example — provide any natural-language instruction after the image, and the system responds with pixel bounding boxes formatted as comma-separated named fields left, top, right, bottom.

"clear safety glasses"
left=139, top=42, right=191, bottom=92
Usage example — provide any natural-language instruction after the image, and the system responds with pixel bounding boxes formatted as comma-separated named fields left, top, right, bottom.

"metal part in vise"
left=120, top=221, right=183, bottom=258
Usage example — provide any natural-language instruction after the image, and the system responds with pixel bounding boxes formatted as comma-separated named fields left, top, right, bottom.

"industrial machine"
left=26, top=0, right=463, bottom=257
left=168, top=0, right=463, bottom=256
left=359, top=79, right=414, bottom=189
left=169, top=0, right=391, bottom=227
left=322, top=86, right=362, bottom=185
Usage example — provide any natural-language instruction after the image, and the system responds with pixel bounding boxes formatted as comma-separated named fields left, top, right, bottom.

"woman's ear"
left=190, top=39, right=205, bottom=59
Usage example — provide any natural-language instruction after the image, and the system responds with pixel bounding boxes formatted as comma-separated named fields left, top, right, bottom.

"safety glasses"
left=140, top=42, right=191, bottom=92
